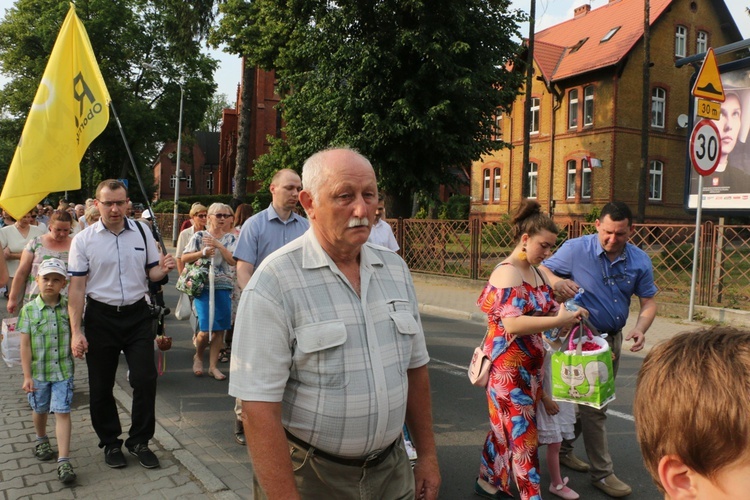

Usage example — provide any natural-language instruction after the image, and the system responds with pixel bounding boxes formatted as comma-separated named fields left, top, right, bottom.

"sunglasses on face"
left=213, top=213, right=232, bottom=219
left=195, top=213, right=207, bottom=218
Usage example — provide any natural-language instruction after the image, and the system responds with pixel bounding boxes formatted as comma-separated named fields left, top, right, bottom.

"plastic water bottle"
left=544, top=288, right=585, bottom=341
left=564, top=288, right=585, bottom=311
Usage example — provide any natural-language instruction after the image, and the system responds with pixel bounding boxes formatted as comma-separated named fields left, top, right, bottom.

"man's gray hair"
left=302, top=147, right=371, bottom=201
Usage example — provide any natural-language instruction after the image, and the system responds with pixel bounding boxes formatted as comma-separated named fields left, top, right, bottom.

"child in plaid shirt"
left=19, top=258, right=76, bottom=484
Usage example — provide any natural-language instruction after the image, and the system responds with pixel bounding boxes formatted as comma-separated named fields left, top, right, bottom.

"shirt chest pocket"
left=293, top=320, right=348, bottom=389
left=389, top=310, right=419, bottom=374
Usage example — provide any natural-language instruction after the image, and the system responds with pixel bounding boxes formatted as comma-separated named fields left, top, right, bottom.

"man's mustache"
left=347, top=217, right=370, bottom=228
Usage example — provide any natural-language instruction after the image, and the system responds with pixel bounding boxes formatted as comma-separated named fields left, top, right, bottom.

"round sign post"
left=689, top=118, right=722, bottom=176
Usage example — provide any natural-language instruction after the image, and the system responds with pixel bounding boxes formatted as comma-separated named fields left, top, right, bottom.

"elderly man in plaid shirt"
left=230, top=148, right=441, bottom=500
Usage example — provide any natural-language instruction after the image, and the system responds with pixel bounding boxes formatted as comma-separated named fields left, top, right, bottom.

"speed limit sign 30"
left=690, top=118, right=722, bottom=176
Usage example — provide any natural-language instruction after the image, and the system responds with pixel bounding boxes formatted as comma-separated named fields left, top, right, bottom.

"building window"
left=170, top=174, right=176, bottom=189
left=530, top=97, right=540, bottom=134
left=483, top=169, right=490, bottom=202
left=206, top=175, right=214, bottom=191
left=568, top=89, right=579, bottom=129
left=649, top=160, right=663, bottom=200
left=492, top=114, right=502, bottom=141
left=696, top=31, right=708, bottom=54
left=601, top=26, right=620, bottom=43
left=566, top=160, right=577, bottom=198
left=651, top=87, right=666, bottom=128
left=493, top=168, right=501, bottom=202
left=527, top=162, right=538, bottom=199
left=582, top=158, right=592, bottom=199
left=675, top=26, right=687, bottom=57
left=186, top=175, right=193, bottom=189
left=583, top=86, right=594, bottom=126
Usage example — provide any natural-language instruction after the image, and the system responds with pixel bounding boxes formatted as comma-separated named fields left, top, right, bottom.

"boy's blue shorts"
left=28, top=378, right=74, bottom=414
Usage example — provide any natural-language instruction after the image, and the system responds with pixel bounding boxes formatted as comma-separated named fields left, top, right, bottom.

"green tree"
left=212, top=0, right=525, bottom=216
left=199, top=92, right=232, bottom=132
left=0, top=0, right=218, bottom=203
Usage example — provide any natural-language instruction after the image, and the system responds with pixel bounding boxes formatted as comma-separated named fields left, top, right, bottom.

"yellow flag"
left=0, top=4, right=110, bottom=219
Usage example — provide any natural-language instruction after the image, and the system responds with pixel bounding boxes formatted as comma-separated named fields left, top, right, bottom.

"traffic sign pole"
left=688, top=175, right=703, bottom=322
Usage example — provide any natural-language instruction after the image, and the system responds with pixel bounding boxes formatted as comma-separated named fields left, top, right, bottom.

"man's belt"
left=87, top=297, right=146, bottom=314
left=284, top=429, right=398, bottom=468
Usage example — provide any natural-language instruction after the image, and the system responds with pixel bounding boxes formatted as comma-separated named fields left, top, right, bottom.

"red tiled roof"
left=535, top=0, right=673, bottom=82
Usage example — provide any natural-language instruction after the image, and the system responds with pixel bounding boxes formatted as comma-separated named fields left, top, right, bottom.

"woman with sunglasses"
left=182, top=203, right=237, bottom=380
left=7, top=210, right=73, bottom=314
left=176, top=203, right=208, bottom=275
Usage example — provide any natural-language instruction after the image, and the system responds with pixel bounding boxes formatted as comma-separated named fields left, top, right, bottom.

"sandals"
left=549, top=477, right=579, bottom=500
left=193, top=355, right=203, bottom=377
left=218, top=348, right=230, bottom=363
left=208, top=368, right=227, bottom=381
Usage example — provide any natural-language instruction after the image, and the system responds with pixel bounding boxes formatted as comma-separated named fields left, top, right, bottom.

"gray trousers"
left=561, top=330, right=623, bottom=481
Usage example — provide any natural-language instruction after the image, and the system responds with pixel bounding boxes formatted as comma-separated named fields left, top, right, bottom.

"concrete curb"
left=112, top=381, right=239, bottom=498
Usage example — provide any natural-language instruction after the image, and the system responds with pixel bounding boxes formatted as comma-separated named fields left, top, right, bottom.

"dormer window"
left=601, top=27, right=620, bottom=43
left=569, top=37, right=589, bottom=54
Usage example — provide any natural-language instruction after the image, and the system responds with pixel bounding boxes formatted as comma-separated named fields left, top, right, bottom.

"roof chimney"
left=574, top=4, right=591, bottom=17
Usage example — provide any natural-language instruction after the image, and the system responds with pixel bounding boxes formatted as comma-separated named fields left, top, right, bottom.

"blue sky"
left=0, top=0, right=748, bottom=106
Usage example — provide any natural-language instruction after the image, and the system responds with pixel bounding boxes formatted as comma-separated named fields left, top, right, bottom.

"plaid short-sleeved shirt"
left=18, top=295, right=73, bottom=381
left=229, top=230, right=429, bottom=458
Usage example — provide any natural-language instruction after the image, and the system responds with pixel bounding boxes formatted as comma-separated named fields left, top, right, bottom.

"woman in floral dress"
left=475, top=200, right=586, bottom=500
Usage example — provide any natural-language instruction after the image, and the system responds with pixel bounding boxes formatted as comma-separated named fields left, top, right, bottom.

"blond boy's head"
left=634, top=326, right=750, bottom=498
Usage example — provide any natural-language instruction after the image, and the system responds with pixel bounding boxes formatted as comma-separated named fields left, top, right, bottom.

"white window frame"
left=170, top=174, right=177, bottom=189
left=582, top=158, right=592, bottom=199
left=566, top=160, right=577, bottom=198
left=675, top=25, right=687, bottom=58
left=651, top=87, right=666, bottom=128
left=186, top=175, right=193, bottom=189
left=649, top=160, right=663, bottom=201
left=568, top=89, right=579, bottom=129
left=493, top=168, right=501, bottom=202
left=583, top=86, right=594, bottom=126
left=206, top=176, right=214, bottom=191
left=530, top=97, right=540, bottom=134
left=528, top=162, right=538, bottom=199
left=696, top=31, right=708, bottom=54
left=483, top=169, right=490, bottom=202
left=493, top=114, right=502, bottom=141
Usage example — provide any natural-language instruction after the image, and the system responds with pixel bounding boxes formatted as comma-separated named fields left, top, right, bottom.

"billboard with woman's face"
left=686, top=58, right=750, bottom=212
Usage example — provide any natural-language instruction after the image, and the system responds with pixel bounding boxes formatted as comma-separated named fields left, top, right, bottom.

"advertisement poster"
left=686, top=58, right=750, bottom=212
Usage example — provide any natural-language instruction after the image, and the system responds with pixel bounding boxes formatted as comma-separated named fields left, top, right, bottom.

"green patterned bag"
left=551, top=323, right=616, bottom=409
left=175, top=259, right=209, bottom=297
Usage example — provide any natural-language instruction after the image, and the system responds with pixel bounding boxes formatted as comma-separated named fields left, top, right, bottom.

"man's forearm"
left=236, top=260, right=255, bottom=290
left=405, top=365, right=438, bottom=459
left=243, top=401, right=300, bottom=500
left=634, top=297, right=657, bottom=334
left=68, top=277, right=86, bottom=335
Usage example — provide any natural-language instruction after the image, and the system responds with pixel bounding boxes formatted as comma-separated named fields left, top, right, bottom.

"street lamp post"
left=172, top=84, right=184, bottom=246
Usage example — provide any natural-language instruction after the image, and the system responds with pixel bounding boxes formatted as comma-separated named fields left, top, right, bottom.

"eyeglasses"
left=98, top=200, right=128, bottom=208
left=213, top=213, right=232, bottom=219
left=195, top=213, right=207, bottom=218
left=602, top=274, right=627, bottom=286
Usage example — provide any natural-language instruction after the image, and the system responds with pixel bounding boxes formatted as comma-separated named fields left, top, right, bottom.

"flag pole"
left=109, top=101, right=167, bottom=254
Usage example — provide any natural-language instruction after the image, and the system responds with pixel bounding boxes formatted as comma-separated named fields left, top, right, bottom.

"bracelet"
left=202, top=248, right=207, bottom=257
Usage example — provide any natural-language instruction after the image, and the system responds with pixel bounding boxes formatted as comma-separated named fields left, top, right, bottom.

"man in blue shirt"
left=541, top=201, right=657, bottom=498
left=231, top=168, right=310, bottom=444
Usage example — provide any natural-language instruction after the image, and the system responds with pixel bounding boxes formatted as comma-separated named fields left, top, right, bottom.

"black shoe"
left=128, top=443, right=160, bottom=469
left=234, top=419, right=246, bottom=446
left=104, top=446, right=127, bottom=468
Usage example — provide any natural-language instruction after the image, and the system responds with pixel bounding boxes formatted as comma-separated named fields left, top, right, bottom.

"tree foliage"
left=212, top=0, right=525, bottom=215
left=199, top=92, right=232, bottom=132
left=0, top=0, right=218, bottom=202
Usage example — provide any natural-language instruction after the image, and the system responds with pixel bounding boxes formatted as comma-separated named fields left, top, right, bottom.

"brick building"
left=471, top=0, right=743, bottom=224
left=153, top=131, right=219, bottom=200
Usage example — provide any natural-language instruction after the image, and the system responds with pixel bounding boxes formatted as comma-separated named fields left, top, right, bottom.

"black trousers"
left=84, top=298, right=157, bottom=450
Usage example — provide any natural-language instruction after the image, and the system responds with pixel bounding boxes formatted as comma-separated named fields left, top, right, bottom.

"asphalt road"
left=112, top=284, right=660, bottom=499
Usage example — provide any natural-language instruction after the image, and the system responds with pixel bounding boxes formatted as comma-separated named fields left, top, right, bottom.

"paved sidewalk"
left=0, top=271, right=726, bottom=498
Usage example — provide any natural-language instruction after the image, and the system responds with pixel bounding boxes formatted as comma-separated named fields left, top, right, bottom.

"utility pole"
left=637, top=0, right=651, bottom=222
left=522, top=0, right=536, bottom=199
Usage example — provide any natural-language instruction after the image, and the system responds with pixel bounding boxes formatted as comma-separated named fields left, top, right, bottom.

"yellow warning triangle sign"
left=692, top=48, right=725, bottom=102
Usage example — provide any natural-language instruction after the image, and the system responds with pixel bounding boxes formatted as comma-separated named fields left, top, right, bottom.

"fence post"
left=471, top=218, right=479, bottom=280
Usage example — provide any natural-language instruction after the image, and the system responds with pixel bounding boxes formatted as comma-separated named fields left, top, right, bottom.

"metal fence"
left=392, top=218, right=750, bottom=311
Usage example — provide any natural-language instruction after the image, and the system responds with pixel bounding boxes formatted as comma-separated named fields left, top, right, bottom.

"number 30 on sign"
left=689, top=119, right=722, bottom=176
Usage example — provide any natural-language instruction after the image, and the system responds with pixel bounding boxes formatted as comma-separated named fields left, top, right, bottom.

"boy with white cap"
left=18, top=258, right=76, bottom=484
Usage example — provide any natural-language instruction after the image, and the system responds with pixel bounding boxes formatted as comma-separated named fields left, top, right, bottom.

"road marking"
left=430, top=357, right=636, bottom=422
